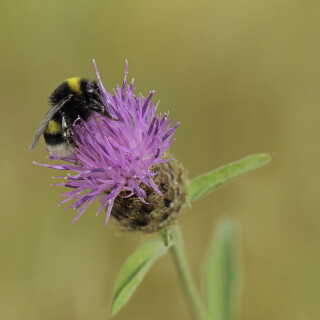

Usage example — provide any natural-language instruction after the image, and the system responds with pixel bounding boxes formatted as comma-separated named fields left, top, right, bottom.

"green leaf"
left=203, top=219, right=241, bottom=320
left=187, top=153, right=271, bottom=202
left=111, top=238, right=171, bottom=317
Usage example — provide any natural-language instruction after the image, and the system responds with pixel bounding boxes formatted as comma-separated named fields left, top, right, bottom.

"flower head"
left=36, top=60, right=183, bottom=228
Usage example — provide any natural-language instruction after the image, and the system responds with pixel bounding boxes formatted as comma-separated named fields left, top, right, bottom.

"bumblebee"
left=30, top=77, right=117, bottom=157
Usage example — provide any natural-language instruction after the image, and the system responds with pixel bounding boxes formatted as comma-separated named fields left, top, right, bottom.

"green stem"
left=167, top=226, right=207, bottom=320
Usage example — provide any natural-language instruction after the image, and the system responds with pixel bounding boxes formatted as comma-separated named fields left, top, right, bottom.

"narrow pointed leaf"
left=111, top=238, right=171, bottom=317
left=188, top=153, right=271, bottom=202
left=203, top=219, right=241, bottom=320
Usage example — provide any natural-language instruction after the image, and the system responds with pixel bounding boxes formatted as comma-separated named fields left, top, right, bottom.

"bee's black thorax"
left=49, top=78, right=96, bottom=122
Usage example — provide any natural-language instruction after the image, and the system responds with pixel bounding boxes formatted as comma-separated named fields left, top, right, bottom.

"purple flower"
left=36, top=60, right=179, bottom=227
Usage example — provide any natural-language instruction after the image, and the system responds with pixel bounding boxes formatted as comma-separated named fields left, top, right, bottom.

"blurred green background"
left=1, top=0, right=319, bottom=319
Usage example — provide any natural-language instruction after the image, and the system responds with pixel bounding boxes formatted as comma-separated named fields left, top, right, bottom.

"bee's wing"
left=29, top=96, right=71, bottom=149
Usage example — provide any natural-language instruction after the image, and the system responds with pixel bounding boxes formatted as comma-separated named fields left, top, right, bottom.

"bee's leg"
left=101, top=108, right=120, bottom=121
left=61, top=115, right=77, bottom=150
left=61, top=115, right=77, bottom=164
left=61, top=115, right=73, bottom=140
left=88, top=102, right=119, bottom=121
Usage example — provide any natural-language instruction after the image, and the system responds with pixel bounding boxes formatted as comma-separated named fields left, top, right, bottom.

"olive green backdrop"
left=1, top=0, right=319, bottom=319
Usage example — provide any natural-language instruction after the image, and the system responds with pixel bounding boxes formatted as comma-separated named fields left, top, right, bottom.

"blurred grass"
left=1, top=0, right=320, bottom=319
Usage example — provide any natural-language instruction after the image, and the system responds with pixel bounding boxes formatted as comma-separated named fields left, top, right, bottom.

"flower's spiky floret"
left=36, top=61, right=180, bottom=227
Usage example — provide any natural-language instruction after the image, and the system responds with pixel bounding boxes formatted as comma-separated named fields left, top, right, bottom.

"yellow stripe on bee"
left=66, top=77, right=82, bottom=94
left=45, top=120, right=61, bottom=134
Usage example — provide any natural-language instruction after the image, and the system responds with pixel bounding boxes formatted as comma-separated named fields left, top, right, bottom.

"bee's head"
left=82, top=80, right=104, bottom=110
left=82, top=80, right=112, bottom=117
left=85, top=80, right=99, bottom=94
left=84, top=80, right=100, bottom=100
left=68, top=78, right=117, bottom=120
